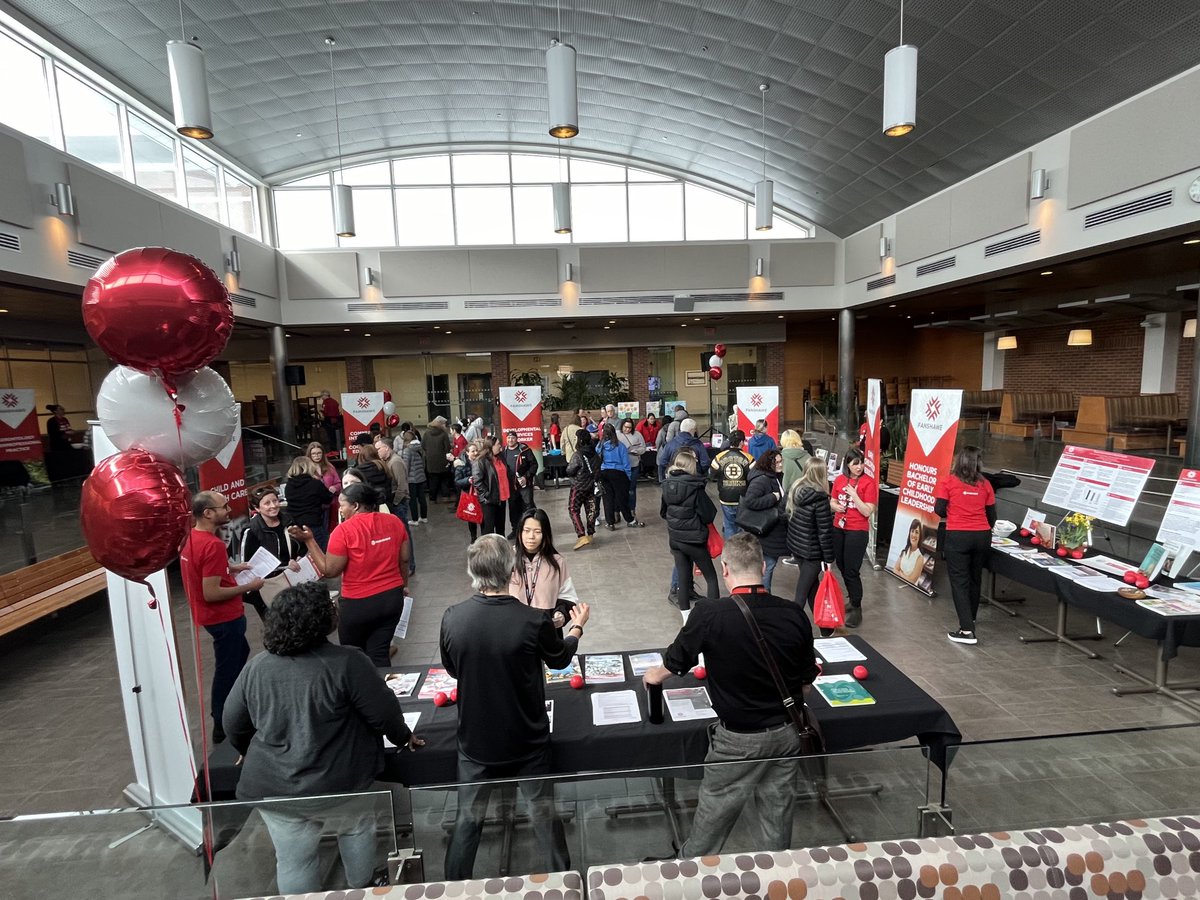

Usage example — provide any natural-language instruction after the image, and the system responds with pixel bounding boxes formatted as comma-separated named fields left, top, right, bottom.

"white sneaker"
left=420, top=517, right=428, bottom=523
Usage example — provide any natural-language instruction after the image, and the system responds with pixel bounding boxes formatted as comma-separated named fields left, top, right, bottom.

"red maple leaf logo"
left=515, top=390, right=527, bottom=403
left=1, top=393, right=17, bottom=408
left=357, top=396, right=371, bottom=409
left=751, top=392, right=763, bottom=406
left=925, top=397, right=942, bottom=421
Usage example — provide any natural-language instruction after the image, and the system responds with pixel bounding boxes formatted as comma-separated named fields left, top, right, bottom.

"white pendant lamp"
left=326, top=37, right=355, bottom=238
left=167, top=0, right=212, bottom=139
left=552, top=182, right=572, bottom=234
left=882, top=0, right=917, bottom=137
left=754, top=83, right=773, bottom=231
left=546, top=0, right=578, bottom=138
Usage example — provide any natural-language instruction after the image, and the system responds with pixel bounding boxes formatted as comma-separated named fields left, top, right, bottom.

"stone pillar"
left=345, top=357, right=376, bottom=393
left=490, top=351, right=510, bottom=428
left=269, top=326, right=295, bottom=443
left=838, top=309, right=855, bottom=439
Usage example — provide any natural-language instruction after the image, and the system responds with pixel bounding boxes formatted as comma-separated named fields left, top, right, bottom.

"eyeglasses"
left=205, top=503, right=230, bottom=511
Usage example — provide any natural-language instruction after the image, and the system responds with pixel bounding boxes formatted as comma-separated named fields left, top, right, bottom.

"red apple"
left=693, top=666, right=707, bottom=680
left=852, top=665, right=869, bottom=680
left=1056, top=547, right=1068, bottom=557
left=449, top=687, right=458, bottom=703
left=1070, top=549, right=1085, bottom=560
left=433, top=691, right=448, bottom=707
left=1123, top=571, right=1138, bottom=584
left=1030, top=536, right=1041, bottom=546
left=1135, top=575, right=1150, bottom=590
left=569, top=674, right=584, bottom=689
left=1019, top=528, right=1031, bottom=537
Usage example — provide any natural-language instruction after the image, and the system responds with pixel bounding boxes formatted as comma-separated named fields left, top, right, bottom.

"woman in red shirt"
left=934, top=446, right=996, bottom=645
left=290, top=482, right=410, bottom=666
left=830, top=448, right=877, bottom=628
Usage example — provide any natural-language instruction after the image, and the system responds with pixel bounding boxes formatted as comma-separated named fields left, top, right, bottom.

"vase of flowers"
left=1057, top=512, right=1094, bottom=559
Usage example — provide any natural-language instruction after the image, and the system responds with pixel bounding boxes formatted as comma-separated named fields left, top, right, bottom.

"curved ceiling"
left=10, top=0, right=1200, bottom=236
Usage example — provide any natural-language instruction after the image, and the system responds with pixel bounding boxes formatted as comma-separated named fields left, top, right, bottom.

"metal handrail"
left=242, top=426, right=306, bottom=454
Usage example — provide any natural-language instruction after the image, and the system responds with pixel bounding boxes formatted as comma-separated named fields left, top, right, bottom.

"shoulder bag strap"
left=731, top=595, right=824, bottom=748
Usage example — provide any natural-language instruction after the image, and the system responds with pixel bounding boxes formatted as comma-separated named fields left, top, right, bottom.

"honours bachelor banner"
left=885, top=388, right=963, bottom=595
left=498, top=386, right=543, bottom=447
left=734, top=386, right=780, bottom=442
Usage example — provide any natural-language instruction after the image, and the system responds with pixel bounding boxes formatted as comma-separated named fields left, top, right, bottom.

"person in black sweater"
left=240, top=486, right=308, bottom=621
left=439, top=534, right=591, bottom=880
left=786, top=458, right=836, bottom=635
left=741, top=449, right=789, bottom=592
left=283, top=456, right=333, bottom=550
left=564, top=430, right=600, bottom=549
left=660, top=448, right=720, bottom=610
left=224, top=581, right=423, bottom=894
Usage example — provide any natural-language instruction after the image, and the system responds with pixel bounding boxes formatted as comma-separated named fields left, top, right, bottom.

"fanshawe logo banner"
left=498, top=386, right=543, bottom=446
left=341, top=392, right=385, bottom=457
left=734, top=386, right=780, bottom=442
left=199, top=434, right=248, bottom=519
left=0, top=388, right=43, bottom=461
left=864, top=378, right=882, bottom=483
left=885, top=388, right=963, bottom=596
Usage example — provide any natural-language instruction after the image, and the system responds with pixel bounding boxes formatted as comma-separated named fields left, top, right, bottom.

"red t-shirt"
left=451, top=434, right=468, bottom=457
left=327, top=512, right=407, bottom=598
left=831, top=474, right=878, bottom=531
left=934, top=475, right=996, bottom=531
left=492, top=457, right=511, bottom=502
left=321, top=397, right=339, bottom=419
left=180, top=529, right=243, bottom=627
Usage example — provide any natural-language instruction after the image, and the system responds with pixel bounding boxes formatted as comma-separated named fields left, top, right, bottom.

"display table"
left=204, top=636, right=959, bottom=798
left=987, top=546, right=1200, bottom=711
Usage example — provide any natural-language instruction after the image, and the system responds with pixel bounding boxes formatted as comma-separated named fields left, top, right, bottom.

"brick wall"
left=1002, top=318, right=1144, bottom=397
left=629, top=347, right=651, bottom=409
left=760, top=343, right=785, bottom=393
left=345, top=356, right=376, bottom=392
left=1177, top=331, right=1195, bottom=415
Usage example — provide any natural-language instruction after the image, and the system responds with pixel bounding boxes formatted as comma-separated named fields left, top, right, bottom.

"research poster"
left=1041, top=445, right=1154, bottom=527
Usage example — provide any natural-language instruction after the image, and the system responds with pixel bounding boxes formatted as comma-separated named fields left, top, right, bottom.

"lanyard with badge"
left=520, top=555, right=543, bottom=606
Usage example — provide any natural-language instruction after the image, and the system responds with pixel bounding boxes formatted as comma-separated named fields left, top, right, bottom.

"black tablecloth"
left=203, top=636, right=959, bottom=798
left=987, top=548, right=1200, bottom=660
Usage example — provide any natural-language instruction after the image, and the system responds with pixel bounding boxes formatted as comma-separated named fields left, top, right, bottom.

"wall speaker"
left=673, top=296, right=695, bottom=313
left=284, top=364, right=306, bottom=386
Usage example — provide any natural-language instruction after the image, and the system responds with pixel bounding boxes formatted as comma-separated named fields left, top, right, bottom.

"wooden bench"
left=988, top=390, right=1076, bottom=440
left=0, top=547, right=107, bottom=638
left=1061, top=393, right=1183, bottom=451
left=960, top=388, right=1004, bottom=430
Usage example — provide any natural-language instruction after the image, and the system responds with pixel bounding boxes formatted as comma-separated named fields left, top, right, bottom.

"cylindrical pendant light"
left=333, top=183, right=356, bottom=238
left=754, top=83, right=773, bottom=231
left=167, top=39, right=213, bottom=139
left=882, top=44, right=918, bottom=137
left=552, top=182, right=572, bottom=234
left=547, top=40, right=578, bottom=139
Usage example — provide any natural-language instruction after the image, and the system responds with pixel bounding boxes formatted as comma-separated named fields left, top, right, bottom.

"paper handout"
left=590, top=690, right=641, bottom=725
left=235, top=546, right=281, bottom=584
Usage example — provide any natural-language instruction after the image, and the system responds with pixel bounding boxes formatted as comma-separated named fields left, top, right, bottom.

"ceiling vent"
left=579, top=295, right=674, bottom=306
left=463, top=297, right=562, bottom=309
left=916, top=256, right=956, bottom=277
left=866, top=274, right=896, bottom=291
left=0, top=231, right=20, bottom=252
left=67, top=249, right=105, bottom=269
left=347, top=300, right=448, bottom=312
left=229, top=293, right=257, bottom=308
left=1084, top=190, right=1173, bottom=228
left=984, top=230, right=1040, bottom=257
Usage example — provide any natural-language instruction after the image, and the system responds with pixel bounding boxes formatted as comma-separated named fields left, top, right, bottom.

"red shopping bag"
left=456, top=489, right=484, bottom=524
left=813, top=569, right=846, bottom=630
left=706, top=522, right=724, bottom=558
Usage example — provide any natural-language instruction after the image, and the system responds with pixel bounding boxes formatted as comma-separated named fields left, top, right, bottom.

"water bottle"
left=647, top=681, right=664, bottom=725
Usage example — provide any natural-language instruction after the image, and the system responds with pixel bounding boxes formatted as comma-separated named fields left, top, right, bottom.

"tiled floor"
left=2, top=452, right=1200, bottom=897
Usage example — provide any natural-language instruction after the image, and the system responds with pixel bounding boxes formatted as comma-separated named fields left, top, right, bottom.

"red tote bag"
left=813, top=568, right=846, bottom=630
left=706, top=522, right=724, bottom=559
left=456, top=489, right=484, bottom=524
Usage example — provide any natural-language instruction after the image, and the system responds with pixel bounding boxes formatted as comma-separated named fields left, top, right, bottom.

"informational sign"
left=341, top=392, right=385, bottom=458
left=498, top=385, right=543, bottom=447
left=0, top=388, right=43, bottom=461
left=645, top=400, right=662, bottom=417
left=685, top=370, right=707, bottom=387
left=1042, top=445, right=1155, bottom=527
left=617, top=401, right=640, bottom=420
left=863, top=378, right=882, bottom=483
left=885, top=388, right=963, bottom=596
left=1157, top=469, right=1200, bottom=546
left=735, top=386, right=780, bottom=442
left=198, top=434, right=248, bottom=519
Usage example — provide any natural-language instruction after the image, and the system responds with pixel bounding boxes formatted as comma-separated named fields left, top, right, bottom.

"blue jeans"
left=627, top=469, right=638, bottom=513
left=206, top=615, right=249, bottom=729
left=721, top=505, right=740, bottom=538
left=259, top=797, right=379, bottom=894
left=762, top=556, right=779, bottom=593
left=394, top=500, right=415, bottom=574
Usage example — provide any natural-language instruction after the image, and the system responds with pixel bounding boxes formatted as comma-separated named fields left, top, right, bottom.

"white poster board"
left=1041, top=445, right=1155, bottom=526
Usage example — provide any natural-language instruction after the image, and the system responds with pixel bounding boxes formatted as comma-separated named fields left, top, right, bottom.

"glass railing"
left=241, top=427, right=314, bottom=486
left=0, top=790, right=396, bottom=899
left=0, top=472, right=89, bottom=574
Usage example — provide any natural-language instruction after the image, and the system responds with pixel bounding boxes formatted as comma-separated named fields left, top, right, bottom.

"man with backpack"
left=710, top=430, right=752, bottom=537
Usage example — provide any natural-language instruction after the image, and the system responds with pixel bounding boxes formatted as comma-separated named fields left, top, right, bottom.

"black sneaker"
left=845, top=606, right=863, bottom=628
left=667, top=587, right=681, bottom=609
left=212, top=724, right=226, bottom=744
left=947, top=629, right=978, bottom=645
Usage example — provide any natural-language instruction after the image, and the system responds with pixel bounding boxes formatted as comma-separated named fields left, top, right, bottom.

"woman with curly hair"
left=223, top=581, right=424, bottom=895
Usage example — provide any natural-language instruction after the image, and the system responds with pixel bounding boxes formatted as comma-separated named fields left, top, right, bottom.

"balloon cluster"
left=80, top=248, right=237, bottom=583
left=708, top=343, right=727, bottom=381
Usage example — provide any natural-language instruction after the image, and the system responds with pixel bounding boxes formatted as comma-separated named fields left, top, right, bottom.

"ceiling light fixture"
left=564, top=262, right=576, bottom=283
left=754, top=84, right=773, bottom=231
left=362, top=266, right=375, bottom=286
left=1067, top=328, right=1092, bottom=347
left=363, top=333, right=371, bottom=337
left=1185, top=318, right=1196, bottom=339
left=1184, top=238, right=1200, bottom=246
left=546, top=0, right=578, bottom=138
left=997, top=335, right=1018, bottom=350
left=167, top=0, right=213, bottom=139
left=552, top=147, right=572, bottom=234
left=1030, top=167, right=1049, bottom=200
left=50, top=182, right=75, bottom=216
left=326, top=37, right=355, bottom=238
left=882, top=0, right=917, bottom=137
left=880, top=236, right=892, bottom=259
left=1041, top=270, right=1053, bottom=276
left=755, top=257, right=765, bottom=278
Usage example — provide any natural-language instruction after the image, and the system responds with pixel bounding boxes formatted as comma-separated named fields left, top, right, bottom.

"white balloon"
left=709, top=354, right=722, bottom=368
left=383, top=400, right=396, bottom=416
left=97, top=366, right=239, bottom=468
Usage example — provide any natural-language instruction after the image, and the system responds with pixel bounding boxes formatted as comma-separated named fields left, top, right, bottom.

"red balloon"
left=709, top=367, right=723, bottom=380
left=386, top=414, right=400, bottom=428
left=82, top=248, right=233, bottom=383
left=713, top=344, right=727, bottom=358
left=383, top=391, right=392, bottom=402
left=80, top=449, right=191, bottom=582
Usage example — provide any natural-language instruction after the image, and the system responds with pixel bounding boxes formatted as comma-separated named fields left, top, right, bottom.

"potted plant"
left=1056, top=512, right=1094, bottom=559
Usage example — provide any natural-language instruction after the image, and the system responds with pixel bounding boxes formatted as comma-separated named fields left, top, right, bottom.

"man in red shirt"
left=181, top=491, right=264, bottom=743
left=320, top=390, right=341, bottom=449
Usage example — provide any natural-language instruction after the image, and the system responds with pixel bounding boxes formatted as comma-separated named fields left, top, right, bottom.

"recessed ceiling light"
left=603, top=326, right=610, bottom=330
left=1185, top=238, right=1200, bottom=245
left=693, top=317, right=700, bottom=321
left=888, top=304, right=896, bottom=308
left=777, top=315, right=784, bottom=319
left=363, top=333, right=371, bottom=337
left=525, top=328, right=532, bottom=332
left=906, top=315, right=912, bottom=319
left=1041, top=270, right=1053, bottom=275
left=445, top=330, right=453, bottom=335
left=0, top=308, right=8, bottom=313
left=343, top=328, right=350, bottom=332
left=680, top=323, right=687, bottom=327
left=608, top=319, right=616, bottom=324
left=434, top=325, right=441, bottom=329
left=285, top=333, right=291, bottom=337
left=295, top=132, right=302, bottom=137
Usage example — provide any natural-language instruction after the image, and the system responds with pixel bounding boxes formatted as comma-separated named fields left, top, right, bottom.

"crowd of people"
left=179, top=405, right=996, bottom=892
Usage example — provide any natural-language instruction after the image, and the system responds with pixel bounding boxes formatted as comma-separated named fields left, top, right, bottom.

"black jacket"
left=471, top=455, right=503, bottom=505
left=742, top=469, right=788, bottom=558
left=284, top=473, right=331, bottom=528
left=242, top=515, right=306, bottom=572
left=565, top=446, right=599, bottom=492
left=785, top=485, right=835, bottom=563
left=659, top=471, right=717, bottom=548
left=501, top=442, right=537, bottom=488
left=452, top=451, right=474, bottom=493
left=352, top=461, right=392, bottom=505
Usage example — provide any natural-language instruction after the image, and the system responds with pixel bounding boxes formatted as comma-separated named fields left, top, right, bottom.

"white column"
left=981, top=332, right=1006, bottom=390
left=1140, top=312, right=1180, bottom=394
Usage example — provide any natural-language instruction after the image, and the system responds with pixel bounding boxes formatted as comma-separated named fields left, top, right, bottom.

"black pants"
left=338, top=588, right=406, bottom=666
left=507, top=484, right=534, bottom=533
left=943, top=529, right=991, bottom=632
left=409, top=481, right=428, bottom=519
left=482, top=501, right=505, bottom=535
left=600, top=469, right=634, bottom=524
left=672, top=542, right=719, bottom=610
left=427, top=470, right=450, bottom=503
left=444, top=746, right=569, bottom=880
left=204, top=615, right=249, bottom=728
left=832, top=528, right=869, bottom=608
left=793, top=559, right=835, bottom=637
